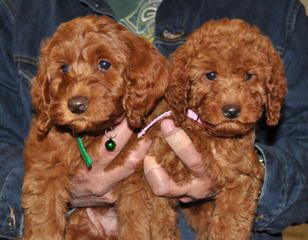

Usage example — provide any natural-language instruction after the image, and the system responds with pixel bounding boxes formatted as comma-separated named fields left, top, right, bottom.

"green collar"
left=76, top=136, right=92, bottom=169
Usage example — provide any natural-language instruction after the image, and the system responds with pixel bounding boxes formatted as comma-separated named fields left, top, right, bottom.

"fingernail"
left=138, top=139, right=152, bottom=153
left=161, top=119, right=177, bottom=136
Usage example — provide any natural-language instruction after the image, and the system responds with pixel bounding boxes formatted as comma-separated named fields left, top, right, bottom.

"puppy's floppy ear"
left=264, top=42, right=287, bottom=126
left=165, top=36, right=198, bottom=126
left=122, top=35, right=169, bottom=129
left=31, top=39, right=53, bottom=138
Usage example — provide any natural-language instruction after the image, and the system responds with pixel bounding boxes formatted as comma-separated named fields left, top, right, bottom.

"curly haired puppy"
left=98, top=18, right=286, bottom=240
left=85, top=18, right=287, bottom=240
left=152, top=18, right=286, bottom=239
left=22, top=15, right=168, bottom=240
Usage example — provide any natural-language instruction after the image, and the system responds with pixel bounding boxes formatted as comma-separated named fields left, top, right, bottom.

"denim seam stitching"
left=1, top=0, right=14, bottom=23
left=0, top=151, right=22, bottom=237
left=0, top=167, right=14, bottom=203
left=154, top=38, right=186, bottom=46
left=0, top=233, right=18, bottom=240
left=18, top=69, right=33, bottom=82
left=262, top=161, right=288, bottom=230
left=0, top=81, right=18, bottom=94
left=80, top=0, right=115, bottom=17
left=13, top=55, right=37, bottom=66
left=286, top=0, right=300, bottom=38
left=14, top=55, right=37, bottom=83
left=253, top=146, right=288, bottom=230
left=283, top=0, right=300, bottom=56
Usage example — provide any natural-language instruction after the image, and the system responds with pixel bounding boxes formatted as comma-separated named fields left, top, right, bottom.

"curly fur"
left=158, top=18, right=287, bottom=239
left=72, top=18, right=287, bottom=240
left=85, top=19, right=286, bottom=240
left=23, top=17, right=287, bottom=240
left=22, top=15, right=168, bottom=240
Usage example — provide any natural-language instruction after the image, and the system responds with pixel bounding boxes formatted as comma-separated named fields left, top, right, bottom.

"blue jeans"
left=1, top=0, right=308, bottom=239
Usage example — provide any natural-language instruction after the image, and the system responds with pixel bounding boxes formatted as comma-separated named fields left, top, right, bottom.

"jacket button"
left=161, top=29, right=183, bottom=40
left=255, top=214, right=264, bottom=222
left=6, top=206, right=16, bottom=231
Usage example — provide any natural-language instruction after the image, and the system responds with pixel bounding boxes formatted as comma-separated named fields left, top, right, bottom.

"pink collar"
left=137, top=109, right=202, bottom=138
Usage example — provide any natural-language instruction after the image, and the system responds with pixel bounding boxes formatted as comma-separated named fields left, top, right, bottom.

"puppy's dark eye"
left=244, top=72, right=254, bottom=81
left=205, top=71, right=217, bottom=81
left=98, top=60, right=111, bottom=71
left=60, top=64, right=69, bottom=73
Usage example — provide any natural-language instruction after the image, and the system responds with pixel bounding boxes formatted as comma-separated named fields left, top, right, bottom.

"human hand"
left=70, top=118, right=152, bottom=207
left=144, top=119, right=215, bottom=203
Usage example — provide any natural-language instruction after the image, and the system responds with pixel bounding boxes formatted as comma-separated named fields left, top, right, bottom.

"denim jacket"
left=0, top=0, right=307, bottom=239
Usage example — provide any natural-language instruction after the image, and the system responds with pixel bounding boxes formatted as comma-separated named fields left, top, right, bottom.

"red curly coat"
left=154, top=18, right=287, bottom=239
left=22, top=17, right=287, bottom=240
left=65, top=19, right=287, bottom=240
left=22, top=15, right=168, bottom=240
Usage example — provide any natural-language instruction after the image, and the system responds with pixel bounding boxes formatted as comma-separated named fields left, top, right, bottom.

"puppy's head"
left=167, top=19, right=287, bottom=137
left=32, top=16, right=168, bottom=138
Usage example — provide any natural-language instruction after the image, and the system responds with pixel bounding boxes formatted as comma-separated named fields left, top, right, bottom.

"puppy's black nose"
left=222, top=104, right=240, bottom=119
left=67, top=96, right=89, bottom=114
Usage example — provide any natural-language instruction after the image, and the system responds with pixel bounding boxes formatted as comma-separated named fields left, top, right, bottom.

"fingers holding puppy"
left=144, top=119, right=215, bottom=202
left=70, top=118, right=152, bottom=207
left=71, top=117, right=215, bottom=206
